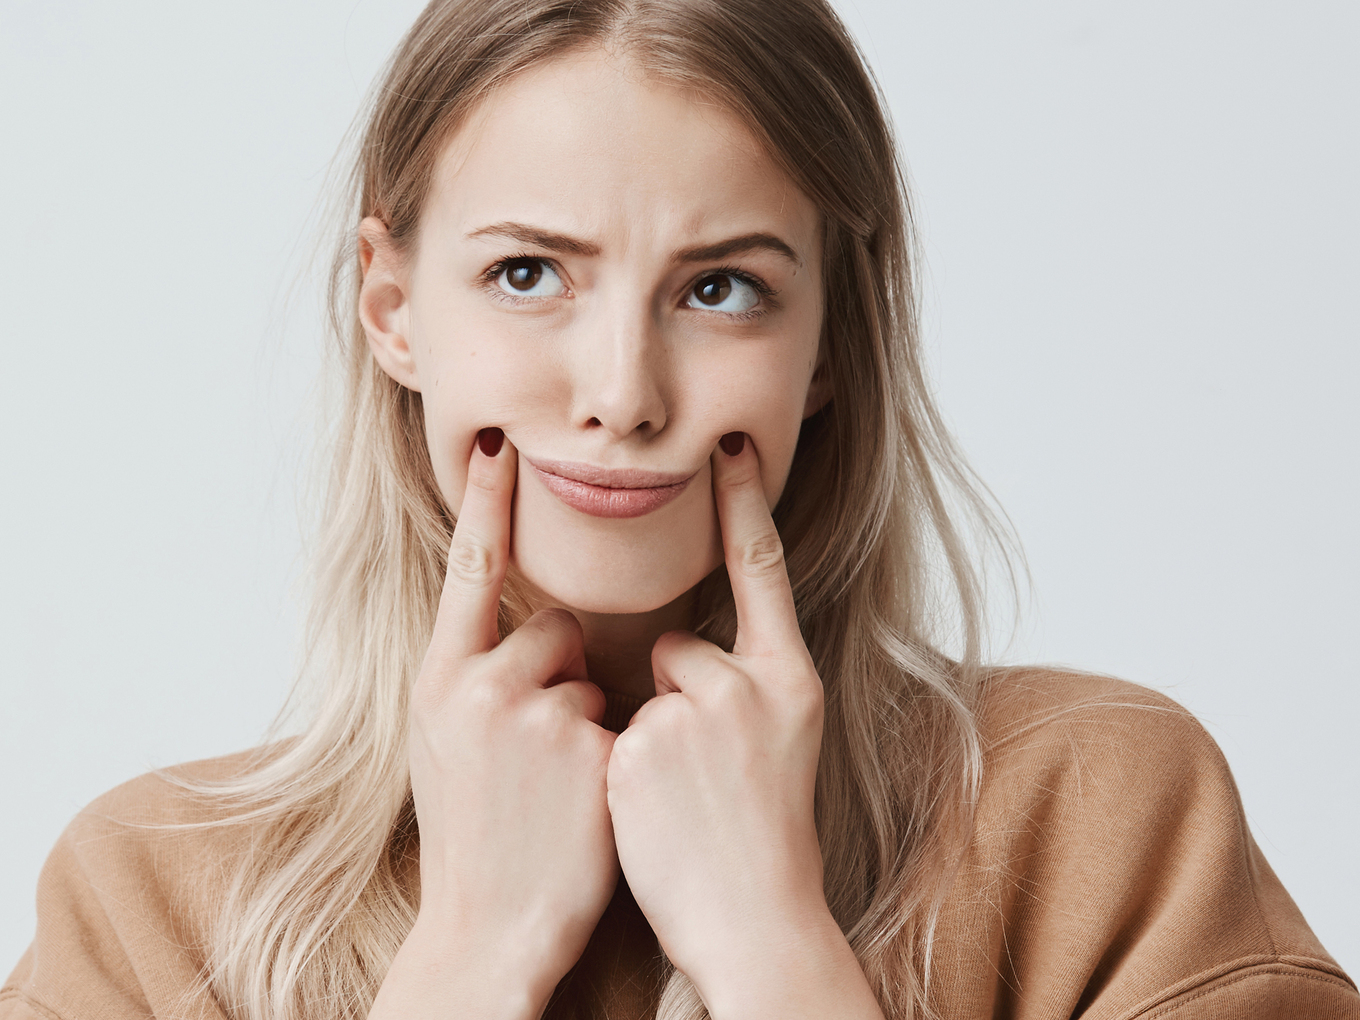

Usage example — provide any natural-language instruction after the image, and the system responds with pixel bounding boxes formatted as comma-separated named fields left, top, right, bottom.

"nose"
left=568, top=296, right=669, bottom=439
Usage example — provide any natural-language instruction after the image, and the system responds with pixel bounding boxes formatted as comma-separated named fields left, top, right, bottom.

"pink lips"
left=527, top=457, right=694, bottom=519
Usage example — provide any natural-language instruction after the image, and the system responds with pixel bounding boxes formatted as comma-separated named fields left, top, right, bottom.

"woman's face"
left=362, top=47, right=827, bottom=615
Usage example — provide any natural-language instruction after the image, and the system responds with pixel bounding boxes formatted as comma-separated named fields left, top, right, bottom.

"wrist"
left=690, top=908, right=884, bottom=1020
left=371, top=912, right=559, bottom=1020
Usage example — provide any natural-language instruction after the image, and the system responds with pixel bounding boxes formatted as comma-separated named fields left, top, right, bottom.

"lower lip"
left=531, top=467, right=691, bottom=519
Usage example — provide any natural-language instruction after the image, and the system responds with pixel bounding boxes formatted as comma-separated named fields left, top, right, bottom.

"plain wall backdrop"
left=2, top=0, right=1356, bottom=981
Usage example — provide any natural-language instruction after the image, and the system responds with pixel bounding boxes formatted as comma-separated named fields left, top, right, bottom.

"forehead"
left=423, top=46, right=820, bottom=253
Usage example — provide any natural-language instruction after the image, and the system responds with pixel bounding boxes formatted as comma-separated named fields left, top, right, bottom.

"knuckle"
left=459, top=671, right=506, bottom=717
left=608, top=728, right=647, bottom=776
left=521, top=694, right=566, bottom=734
left=464, top=454, right=502, bottom=493
left=740, top=532, right=786, bottom=577
left=445, top=539, right=498, bottom=588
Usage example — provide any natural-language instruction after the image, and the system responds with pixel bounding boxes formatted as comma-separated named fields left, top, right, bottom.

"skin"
left=361, top=48, right=887, bottom=1020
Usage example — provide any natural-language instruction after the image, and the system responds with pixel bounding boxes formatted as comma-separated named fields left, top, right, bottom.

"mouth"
left=525, top=457, right=695, bottom=519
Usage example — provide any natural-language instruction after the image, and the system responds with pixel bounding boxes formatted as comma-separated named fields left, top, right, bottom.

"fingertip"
left=711, top=432, right=762, bottom=493
left=537, top=606, right=587, bottom=647
left=464, top=428, right=517, bottom=494
left=477, top=426, right=504, bottom=458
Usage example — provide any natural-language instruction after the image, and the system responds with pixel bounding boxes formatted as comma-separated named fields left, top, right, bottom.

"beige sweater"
left=3, top=669, right=1357, bottom=1020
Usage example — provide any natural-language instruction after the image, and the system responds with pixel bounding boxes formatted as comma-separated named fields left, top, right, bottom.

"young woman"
left=3, top=1, right=1356, bottom=1019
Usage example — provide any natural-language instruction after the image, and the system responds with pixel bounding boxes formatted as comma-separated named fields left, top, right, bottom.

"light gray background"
left=2, top=0, right=1356, bottom=980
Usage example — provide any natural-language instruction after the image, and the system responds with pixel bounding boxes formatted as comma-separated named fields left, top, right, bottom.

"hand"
left=607, top=432, right=869, bottom=1017
left=372, top=428, right=619, bottom=1020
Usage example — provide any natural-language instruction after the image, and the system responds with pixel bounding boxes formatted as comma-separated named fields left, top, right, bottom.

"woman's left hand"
left=607, top=433, right=881, bottom=1019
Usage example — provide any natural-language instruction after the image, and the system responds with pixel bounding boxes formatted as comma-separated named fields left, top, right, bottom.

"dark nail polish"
left=719, top=431, right=745, bottom=456
left=477, top=427, right=504, bottom=457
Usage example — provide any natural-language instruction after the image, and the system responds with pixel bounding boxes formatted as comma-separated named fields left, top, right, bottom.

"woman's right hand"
left=371, top=428, right=619, bottom=1020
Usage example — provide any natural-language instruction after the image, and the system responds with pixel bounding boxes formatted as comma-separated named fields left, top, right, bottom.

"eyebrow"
left=673, top=233, right=802, bottom=268
left=466, top=221, right=802, bottom=267
left=466, top=222, right=602, bottom=256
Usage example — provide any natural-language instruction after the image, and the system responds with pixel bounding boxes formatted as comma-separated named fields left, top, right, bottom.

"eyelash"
left=478, top=255, right=777, bottom=318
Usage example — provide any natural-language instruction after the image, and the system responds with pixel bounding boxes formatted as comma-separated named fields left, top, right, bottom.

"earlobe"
left=357, top=215, right=421, bottom=392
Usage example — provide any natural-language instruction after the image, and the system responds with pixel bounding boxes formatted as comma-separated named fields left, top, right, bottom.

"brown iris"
left=504, top=258, right=543, bottom=291
left=693, top=274, right=732, bottom=306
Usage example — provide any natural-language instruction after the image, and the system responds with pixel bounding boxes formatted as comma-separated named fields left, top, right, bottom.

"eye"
left=494, top=258, right=565, bottom=297
left=685, top=273, right=760, bottom=314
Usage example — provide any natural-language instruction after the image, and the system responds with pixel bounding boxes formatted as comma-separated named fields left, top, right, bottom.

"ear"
left=802, top=343, right=834, bottom=419
left=358, top=216, right=421, bottom=392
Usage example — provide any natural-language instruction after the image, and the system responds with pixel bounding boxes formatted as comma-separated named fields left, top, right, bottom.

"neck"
left=575, top=594, right=695, bottom=703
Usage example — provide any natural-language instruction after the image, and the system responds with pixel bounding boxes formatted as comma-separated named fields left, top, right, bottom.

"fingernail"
left=477, top=427, right=504, bottom=457
left=719, top=431, right=745, bottom=456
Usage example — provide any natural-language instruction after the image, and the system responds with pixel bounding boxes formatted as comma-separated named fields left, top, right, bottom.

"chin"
left=512, top=542, right=719, bottom=615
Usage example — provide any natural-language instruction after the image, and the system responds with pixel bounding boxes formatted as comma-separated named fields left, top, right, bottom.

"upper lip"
left=525, top=456, right=695, bottom=489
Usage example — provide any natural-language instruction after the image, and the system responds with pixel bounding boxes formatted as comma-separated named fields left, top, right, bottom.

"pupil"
left=697, top=275, right=731, bottom=305
left=507, top=260, right=542, bottom=291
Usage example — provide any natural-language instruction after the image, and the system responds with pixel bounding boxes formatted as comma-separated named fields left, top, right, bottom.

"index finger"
left=710, top=431, right=803, bottom=656
left=429, top=427, right=517, bottom=659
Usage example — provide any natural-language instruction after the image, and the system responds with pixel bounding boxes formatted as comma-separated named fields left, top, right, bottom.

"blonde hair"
left=182, top=1, right=1017, bottom=1017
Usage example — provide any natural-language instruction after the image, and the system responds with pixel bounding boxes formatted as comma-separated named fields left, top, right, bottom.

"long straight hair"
left=182, top=2, right=1017, bottom=1017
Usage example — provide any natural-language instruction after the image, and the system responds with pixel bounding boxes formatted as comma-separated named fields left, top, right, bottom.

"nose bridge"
left=571, top=285, right=668, bottom=438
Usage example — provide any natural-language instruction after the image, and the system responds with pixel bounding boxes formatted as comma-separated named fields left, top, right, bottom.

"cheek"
left=678, top=343, right=814, bottom=502
left=412, top=316, right=553, bottom=516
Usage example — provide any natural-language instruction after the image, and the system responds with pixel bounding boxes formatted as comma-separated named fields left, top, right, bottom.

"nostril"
left=587, top=416, right=603, bottom=427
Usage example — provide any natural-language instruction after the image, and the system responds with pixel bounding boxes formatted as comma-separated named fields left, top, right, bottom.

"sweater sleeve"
left=928, top=670, right=1360, bottom=1020
left=1142, top=961, right=1360, bottom=1018
left=1, top=772, right=231, bottom=1020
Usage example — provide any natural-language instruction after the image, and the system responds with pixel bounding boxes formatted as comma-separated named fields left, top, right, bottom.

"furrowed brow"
left=673, top=233, right=802, bottom=268
left=466, top=221, right=602, bottom=256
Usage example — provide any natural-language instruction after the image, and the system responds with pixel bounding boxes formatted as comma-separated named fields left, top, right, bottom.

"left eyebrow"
left=673, top=233, right=803, bottom=268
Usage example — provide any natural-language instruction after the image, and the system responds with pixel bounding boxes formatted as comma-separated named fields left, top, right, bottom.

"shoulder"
left=53, top=740, right=295, bottom=926
left=2, top=745, right=285, bottom=1020
left=71, top=742, right=284, bottom=828
left=973, top=667, right=1253, bottom=839
left=50, top=742, right=288, bottom=885
left=977, top=665, right=1203, bottom=753
left=970, top=667, right=1246, bottom=868
left=929, top=667, right=1359, bottom=1019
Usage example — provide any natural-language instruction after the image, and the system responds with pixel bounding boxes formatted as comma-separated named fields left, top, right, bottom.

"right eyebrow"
left=465, top=221, right=602, bottom=256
